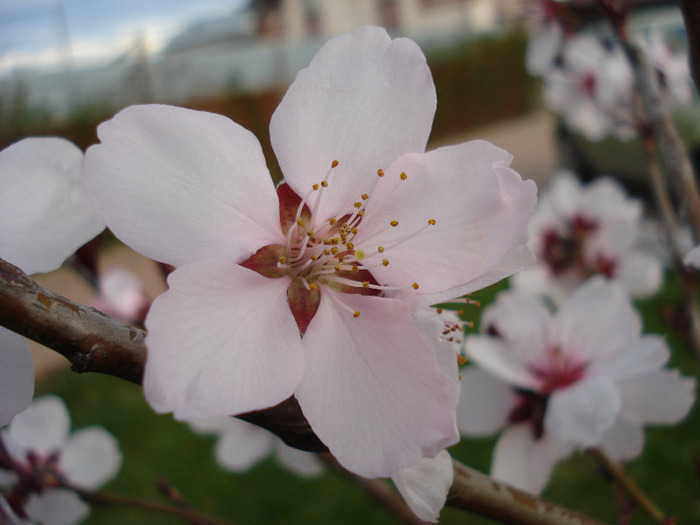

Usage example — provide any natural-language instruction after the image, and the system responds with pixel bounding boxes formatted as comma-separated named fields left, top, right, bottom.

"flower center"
left=241, top=160, right=435, bottom=332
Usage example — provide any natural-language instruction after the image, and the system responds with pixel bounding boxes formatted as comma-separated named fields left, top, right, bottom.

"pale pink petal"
left=94, top=267, right=148, bottom=323
left=554, top=278, right=641, bottom=362
left=0, top=327, right=33, bottom=427
left=526, top=23, right=563, bottom=75
left=25, top=489, right=89, bottom=525
left=60, top=427, right=121, bottom=489
left=6, top=396, right=69, bottom=459
left=480, top=289, right=553, bottom=363
left=684, top=244, right=700, bottom=269
left=465, top=337, right=539, bottom=390
left=296, top=290, right=458, bottom=478
left=590, top=335, right=669, bottom=379
left=357, top=143, right=536, bottom=298
left=617, top=370, right=695, bottom=425
left=0, top=138, right=103, bottom=275
left=270, top=26, right=436, bottom=221
left=84, top=105, right=283, bottom=267
left=187, top=416, right=233, bottom=435
left=598, top=417, right=644, bottom=461
left=274, top=443, right=325, bottom=478
left=391, top=450, right=454, bottom=523
left=214, top=419, right=275, bottom=472
left=143, top=259, right=304, bottom=419
left=457, top=367, right=516, bottom=436
left=617, top=251, right=664, bottom=299
left=545, top=375, right=620, bottom=447
left=492, top=424, right=573, bottom=495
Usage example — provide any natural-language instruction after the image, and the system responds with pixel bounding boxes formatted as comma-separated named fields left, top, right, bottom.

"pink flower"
left=0, top=138, right=104, bottom=426
left=84, top=27, right=536, bottom=477
left=0, top=396, right=122, bottom=525
left=512, top=172, right=663, bottom=302
left=457, top=278, right=695, bottom=494
left=91, top=267, right=150, bottom=325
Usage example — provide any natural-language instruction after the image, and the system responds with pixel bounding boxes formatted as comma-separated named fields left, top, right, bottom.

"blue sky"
left=0, top=0, right=249, bottom=73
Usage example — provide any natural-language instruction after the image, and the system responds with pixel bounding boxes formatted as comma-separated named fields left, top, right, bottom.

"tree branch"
left=0, top=258, right=607, bottom=524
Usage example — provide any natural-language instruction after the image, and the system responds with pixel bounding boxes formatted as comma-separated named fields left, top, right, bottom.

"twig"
left=589, top=449, right=668, bottom=524
left=0, top=258, right=609, bottom=524
left=679, top=0, right=700, bottom=94
left=76, top=488, right=242, bottom=525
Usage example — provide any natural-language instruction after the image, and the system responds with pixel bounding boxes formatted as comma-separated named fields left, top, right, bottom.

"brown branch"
left=589, top=449, right=668, bottom=524
left=0, top=258, right=609, bottom=524
left=680, top=0, right=700, bottom=95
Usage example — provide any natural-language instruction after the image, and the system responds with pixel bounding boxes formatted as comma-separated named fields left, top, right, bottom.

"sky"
left=0, top=0, right=249, bottom=74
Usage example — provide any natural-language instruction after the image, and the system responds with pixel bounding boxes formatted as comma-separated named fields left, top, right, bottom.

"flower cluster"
left=0, top=396, right=121, bottom=525
left=457, top=278, right=695, bottom=494
left=512, top=171, right=663, bottom=302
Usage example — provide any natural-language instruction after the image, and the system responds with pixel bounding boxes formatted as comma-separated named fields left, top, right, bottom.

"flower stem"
left=589, top=448, right=668, bottom=524
left=76, top=488, right=244, bottom=525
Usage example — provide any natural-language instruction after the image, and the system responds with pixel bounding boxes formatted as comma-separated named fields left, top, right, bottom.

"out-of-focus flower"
left=0, top=396, right=122, bottom=525
left=188, top=417, right=324, bottom=478
left=684, top=244, right=700, bottom=269
left=512, top=171, right=663, bottom=302
left=0, top=138, right=105, bottom=427
left=84, top=26, right=536, bottom=477
left=525, top=0, right=569, bottom=75
left=544, top=34, right=635, bottom=141
left=641, top=30, right=694, bottom=110
left=92, top=267, right=150, bottom=325
left=457, top=278, right=695, bottom=494
left=391, top=450, right=453, bottom=523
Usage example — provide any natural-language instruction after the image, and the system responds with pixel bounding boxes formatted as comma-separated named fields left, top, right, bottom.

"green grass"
left=36, top=272, right=700, bottom=524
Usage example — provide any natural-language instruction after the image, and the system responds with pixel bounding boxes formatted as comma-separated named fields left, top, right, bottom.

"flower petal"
left=554, top=278, right=641, bottom=363
left=84, top=104, right=283, bottom=267
left=0, top=138, right=103, bottom=275
left=617, top=369, right=695, bottom=425
left=274, top=442, right=325, bottom=478
left=296, top=290, right=458, bottom=478
left=143, top=259, right=304, bottom=419
left=457, top=367, right=516, bottom=436
left=214, top=419, right=275, bottom=472
left=590, top=335, right=669, bottom=379
left=357, top=142, right=536, bottom=299
left=465, top=337, right=539, bottom=390
left=598, top=416, right=644, bottom=461
left=25, top=489, right=89, bottom=525
left=60, top=427, right=122, bottom=489
left=0, top=327, right=33, bottom=427
left=545, top=375, right=620, bottom=447
left=491, top=424, right=573, bottom=495
left=6, top=396, right=70, bottom=459
left=271, top=26, right=436, bottom=221
left=391, top=450, right=454, bottom=523
left=617, top=250, right=664, bottom=299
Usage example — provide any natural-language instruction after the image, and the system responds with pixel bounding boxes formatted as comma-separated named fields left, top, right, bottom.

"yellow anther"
left=354, top=202, right=362, bottom=209
left=312, top=184, right=319, bottom=190
left=428, top=219, right=436, bottom=225
left=436, top=307, right=443, bottom=313
left=390, top=220, right=398, bottom=227
left=331, top=160, right=339, bottom=168
left=457, top=355, right=468, bottom=366
left=351, top=227, right=358, bottom=234
left=278, top=256, right=287, bottom=264
left=412, top=282, right=419, bottom=289
left=331, top=247, right=339, bottom=255
left=334, top=264, right=342, bottom=271
left=361, top=193, right=369, bottom=200
left=358, top=210, right=365, bottom=216
left=321, top=181, right=328, bottom=187
left=356, top=249, right=366, bottom=260
left=329, top=217, right=337, bottom=226
left=324, top=249, right=331, bottom=256
left=311, top=255, right=318, bottom=261
left=377, top=246, right=385, bottom=253
left=400, top=172, right=407, bottom=180
left=353, top=310, right=360, bottom=318
left=362, top=281, right=370, bottom=288
left=382, top=259, right=389, bottom=266
left=309, top=283, right=319, bottom=291
left=377, top=169, right=385, bottom=177
left=296, top=218, right=304, bottom=226
left=346, top=242, right=354, bottom=250
left=307, top=230, right=314, bottom=237
left=352, top=264, right=359, bottom=272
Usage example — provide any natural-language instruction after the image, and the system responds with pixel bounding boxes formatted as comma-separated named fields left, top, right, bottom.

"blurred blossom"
left=640, top=30, right=694, bottom=110
left=525, top=0, right=567, bottom=75
left=0, top=137, right=104, bottom=427
left=543, top=34, right=636, bottom=141
left=457, top=278, right=695, bottom=494
left=83, top=26, right=536, bottom=477
left=684, top=244, right=700, bottom=269
left=0, top=396, right=122, bottom=525
left=188, top=417, right=323, bottom=478
left=391, top=450, right=453, bottom=523
left=512, top=171, right=664, bottom=302
left=92, top=267, right=150, bottom=325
